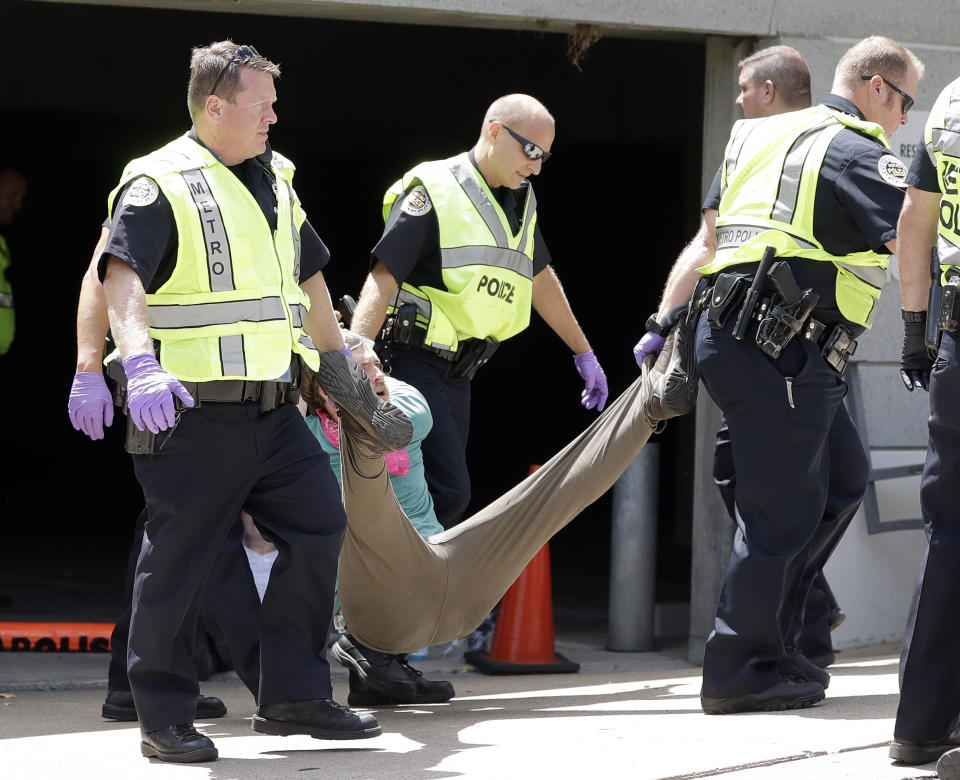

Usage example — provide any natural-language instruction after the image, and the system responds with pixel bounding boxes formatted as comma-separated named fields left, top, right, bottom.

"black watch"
left=901, top=309, right=926, bottom=323
left=645, top=314, right=669, bottom=336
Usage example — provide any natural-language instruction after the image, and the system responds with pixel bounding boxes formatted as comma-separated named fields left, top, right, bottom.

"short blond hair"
left=187, top=40, right=280, bottom=121
left=834, top=36, right=924, bottom=94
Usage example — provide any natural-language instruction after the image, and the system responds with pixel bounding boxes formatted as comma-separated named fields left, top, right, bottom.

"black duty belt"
left=180, top=379, right=300, bottom=412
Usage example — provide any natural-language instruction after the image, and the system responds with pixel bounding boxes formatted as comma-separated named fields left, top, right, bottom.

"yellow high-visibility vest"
left=108, top=135, right=319, bottom=381
left=922, top=76, right=960, bottom=282
left=701, top=105, right=895, bottom=328
left=381, top=153, right=537, bottom=353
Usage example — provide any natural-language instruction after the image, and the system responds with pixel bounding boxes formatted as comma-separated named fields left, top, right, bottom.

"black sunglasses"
left=862, top=74, right=914, bottom=114
left=499, top=124, right=552, bottom=162
left=210, top=45, right=260, bottom=97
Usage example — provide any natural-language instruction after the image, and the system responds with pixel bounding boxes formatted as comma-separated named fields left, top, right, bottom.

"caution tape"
left=0, top=622, right=114, bottom=652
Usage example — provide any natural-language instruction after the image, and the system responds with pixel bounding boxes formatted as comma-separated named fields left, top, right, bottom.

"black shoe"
left=782, top=648, right=830, bottom=689
left=332, top=634, right=418, bottom=700
left=317, top=350, right=413, bottom=453
left=103, top=691, right=227, bottom=722
left=890, top=736, right=960, bottom=764
left=140, top=723, right=217, bottom=763
left=938, top=746, right=960, bottom=778
left=395, top=654, right=455, bottom=703
left=252, top=698, right=381, bottom=740
left=701, top=677, right=825, bottom=715
left=346, top=662, right=455, bottom=707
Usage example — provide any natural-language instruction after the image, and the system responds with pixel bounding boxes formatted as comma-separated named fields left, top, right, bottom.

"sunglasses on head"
left=210, top=45, right=260, bottom=97
left=862, top=74, right=914, bottom=114
left=494, top=122, right=552, bottom=162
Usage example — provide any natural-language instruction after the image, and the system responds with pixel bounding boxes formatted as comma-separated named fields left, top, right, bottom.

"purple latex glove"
left=122, top=354, right=194, bottom=434
left=633, top=332, right=665, bottom=368
left=339, top=346, right=353, bottom=359
left=573, top=349, right=609, bottom=412
left=68, top=372, right=115, bottom=441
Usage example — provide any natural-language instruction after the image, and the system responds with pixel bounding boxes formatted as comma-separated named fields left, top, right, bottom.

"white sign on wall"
left=888, top=110, right=930, bottom=163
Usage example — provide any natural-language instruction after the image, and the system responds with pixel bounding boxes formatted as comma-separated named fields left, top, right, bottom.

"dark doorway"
left=0, top=1, right=703, bottom=629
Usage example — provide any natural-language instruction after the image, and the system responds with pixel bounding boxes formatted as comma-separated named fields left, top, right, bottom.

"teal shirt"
left=307, top=376, right=443, bottom=539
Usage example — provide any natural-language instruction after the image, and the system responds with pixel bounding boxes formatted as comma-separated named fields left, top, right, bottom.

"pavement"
left=0, top=633, right=944, bottom=780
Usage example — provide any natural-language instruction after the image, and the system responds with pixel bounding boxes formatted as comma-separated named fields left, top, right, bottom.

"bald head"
left=474, top=94, right=555, bottom=190
left=0, top=168, right=27, bottom=226
left=480, top=94, right=554, bottom=138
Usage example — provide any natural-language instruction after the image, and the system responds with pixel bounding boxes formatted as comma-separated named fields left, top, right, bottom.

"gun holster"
left=755, top=261, right=820, bottom=359
left=449, top=337, right=499, bottom=379
left=937, top=267, right=960, bottom=335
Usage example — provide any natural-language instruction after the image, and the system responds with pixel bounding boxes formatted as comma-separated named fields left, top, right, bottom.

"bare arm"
left=300, top=271, right=347, bottom=352
left=352, top=261, right=399, bottom=341
left=531, top=266, right=591, bottom=354
left=102, top=256, right=153, bottom=359
left=76, top=227, right=111, bottom=373
left=655, top=209, right=717, bottom=320
left=896, top=187, right=941, bottom=312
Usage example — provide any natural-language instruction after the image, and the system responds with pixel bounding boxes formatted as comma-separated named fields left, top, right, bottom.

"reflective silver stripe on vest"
left=0, top=292, right=12, bottom=308
left=180, top=169, right=235, bottom=292
left=939, top=235, right=960, bottom=266
left=930, top=127, right=960, bottom=159
left=723, top=122, right=764, bottom=198
left=289, top=303, right=308, bottom=329
left=516, top=187, right=538, bottom=252
left=299, top=333, right=317, bottom=351
left=281, top=178, right=302, bottom=281
left=835, top=261, right=888, bottom=289
left=770, top=119, right=835, bottom=224
left=148, top=296, right=286, bottom=329
left=715, top=223, right=816, bottom=252
left=394, top=288, right=432, bottom=321
left=440, top=245, right=533, bottom=278
left=219, top=334, right=246, bottom=375
left=449, top=158, right=509, bottom=246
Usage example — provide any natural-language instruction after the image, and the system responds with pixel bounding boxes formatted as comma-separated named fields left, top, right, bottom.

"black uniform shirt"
left=371, top=150, right=552, bottom=290
left=99, top=133, right=329, bottom=292
left=906, top=142, right=941, bottom=192
left=705, top=96, right=907, bottom=331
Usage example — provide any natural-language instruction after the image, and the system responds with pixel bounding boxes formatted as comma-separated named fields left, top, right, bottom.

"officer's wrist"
left=645, top=314, right=669, bottom=337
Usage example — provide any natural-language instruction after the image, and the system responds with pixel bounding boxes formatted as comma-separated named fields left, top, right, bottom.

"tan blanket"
left=337, top=375, right=653, bottom=654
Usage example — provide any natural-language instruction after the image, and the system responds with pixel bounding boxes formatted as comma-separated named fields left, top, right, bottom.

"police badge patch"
left=877, top=154, right=908, bottom=187
left=401, top=185, right=432, bottom=216
left=124, top=177, right=160, bottom=207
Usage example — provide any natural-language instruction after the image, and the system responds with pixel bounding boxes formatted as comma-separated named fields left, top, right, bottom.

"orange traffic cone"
left=464, top=466, right=580, bottom=675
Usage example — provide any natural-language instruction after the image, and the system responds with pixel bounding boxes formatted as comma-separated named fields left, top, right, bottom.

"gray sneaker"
left=316, top=351, right=413, bottom=453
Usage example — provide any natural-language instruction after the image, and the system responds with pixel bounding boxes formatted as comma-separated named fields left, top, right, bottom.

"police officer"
left=640, top=36, right=922, bottom=714
left=97, top=41, right=400, bottom=762
left=890, top=75, right=960, bottom=772
left=350, top=93, right=608, bottom=528
left=0, top=165, right=27, bottom=355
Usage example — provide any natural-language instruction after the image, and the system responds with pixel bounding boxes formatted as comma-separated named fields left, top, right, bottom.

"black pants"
left=697, top=314, right=867, bottom=698
left=388, top=348, right=472, bottom=528
left=108, top=511, right=261, bottom=697
left=714, top=417, right=840, bottom=659
left=128, top=402, right=344, bottom=731
left=895, top=330, right=960, bottom=742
